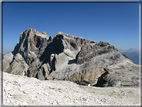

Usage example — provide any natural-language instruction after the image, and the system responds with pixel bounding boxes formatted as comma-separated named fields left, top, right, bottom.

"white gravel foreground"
left=2, top=72, right=141, bottom=106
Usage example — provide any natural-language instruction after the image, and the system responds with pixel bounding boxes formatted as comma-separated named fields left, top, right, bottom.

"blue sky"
left=3, top=2, right=139, bottom=53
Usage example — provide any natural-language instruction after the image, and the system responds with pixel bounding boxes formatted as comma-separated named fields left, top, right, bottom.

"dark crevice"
left=27, top=69, right=30, bottom=77
left=68, top=59, right=76, bottom=64
left=93, top=69, right=109, bottom=87
left=35, top=73, right=38, bottom=79
left=42, top=68, right=45, bottom=77
left=34, top=36, right=41, bottom=48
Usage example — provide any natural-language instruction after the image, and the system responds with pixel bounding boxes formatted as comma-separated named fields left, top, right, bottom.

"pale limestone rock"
left=2, top=28, right=140, bottom=87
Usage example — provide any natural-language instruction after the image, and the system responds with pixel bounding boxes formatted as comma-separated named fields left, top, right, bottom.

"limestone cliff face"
left=2, top=28, right=140, bottom=87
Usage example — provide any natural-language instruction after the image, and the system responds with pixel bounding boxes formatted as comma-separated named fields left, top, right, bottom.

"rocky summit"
left=2, top=28, right=140, bottom=87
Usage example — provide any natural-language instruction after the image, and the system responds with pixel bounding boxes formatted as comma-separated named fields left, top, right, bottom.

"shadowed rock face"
left=1, top=28, right=140, bottom=87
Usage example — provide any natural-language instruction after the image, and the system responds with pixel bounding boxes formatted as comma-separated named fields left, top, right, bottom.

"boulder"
left=65, top=67, right=108, bottom=86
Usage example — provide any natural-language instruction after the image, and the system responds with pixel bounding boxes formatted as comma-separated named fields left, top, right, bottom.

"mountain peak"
left=1, top=28, right=140, bottom=87
left=127, top=48, right=139, bottom=53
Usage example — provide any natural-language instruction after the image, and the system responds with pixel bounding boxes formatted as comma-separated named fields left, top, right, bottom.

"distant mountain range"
left=119, top=48, right=140, bottom=64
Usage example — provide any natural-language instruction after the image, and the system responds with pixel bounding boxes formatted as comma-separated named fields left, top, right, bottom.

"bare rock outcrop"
left=1, top=28, right=140, bottom=87
left=65, top=67, right=108, bottom=86
left=76, top=41, right=118, bottom=64
left=2, top=53, right=14, bottom=72
left=5, top=53, right=29, bottom=76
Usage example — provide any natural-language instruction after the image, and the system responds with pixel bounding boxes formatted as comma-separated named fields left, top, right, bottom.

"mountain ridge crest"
left=1, top=28, right=140, bottom=87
